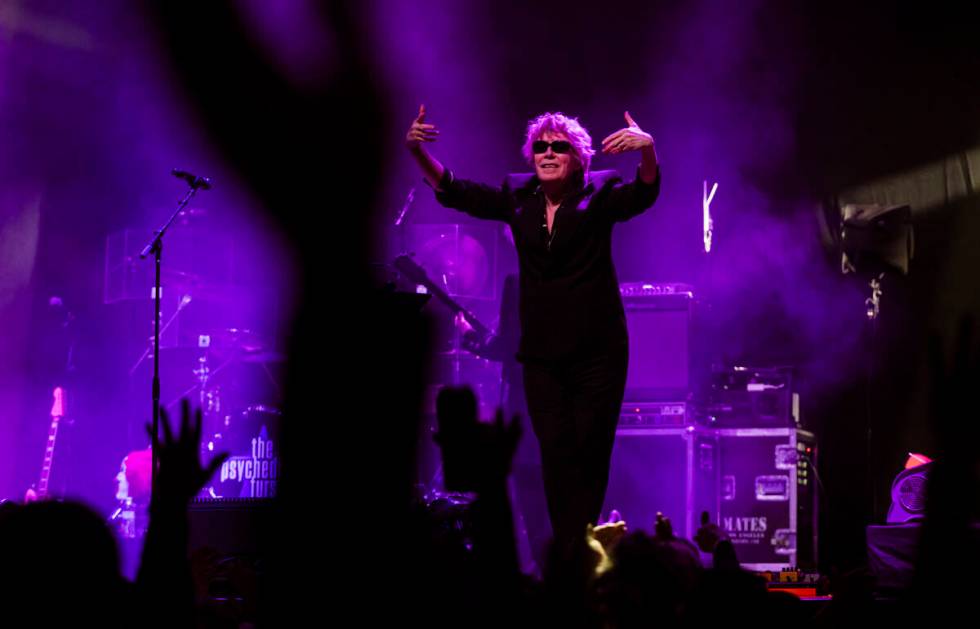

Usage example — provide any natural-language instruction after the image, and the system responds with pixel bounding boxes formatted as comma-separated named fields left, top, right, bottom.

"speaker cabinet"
left=623, top=290, right=693, bottom=402
left=603, top=426, right=718, bottom=539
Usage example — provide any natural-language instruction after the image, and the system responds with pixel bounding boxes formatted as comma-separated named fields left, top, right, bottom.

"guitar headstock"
left=51, top=387, right=65, bottom=419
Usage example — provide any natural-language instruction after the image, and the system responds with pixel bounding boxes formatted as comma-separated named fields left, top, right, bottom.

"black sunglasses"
left=532, top=140, right=572, bottom=154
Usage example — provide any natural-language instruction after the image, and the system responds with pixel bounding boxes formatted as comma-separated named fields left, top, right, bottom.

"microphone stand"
left=394, top=187, right=415, bottom=256
left=139, top=178, right=209, bottom=495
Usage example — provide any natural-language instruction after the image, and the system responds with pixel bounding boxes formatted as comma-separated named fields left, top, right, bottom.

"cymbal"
left=154, top=329, right=285, bottom=362
left=161, top=282, right=238, bottom=304
left=161, top=267, right=200, bottom=282
left=207, top=327, right=266, bottom=352
left=238, top=350, right=287, bottom=363
left=204, top=329, right=287, bottom=364
left=433, top=349, right=491, bottom=358
left=416, top=229, right=489, bottom=297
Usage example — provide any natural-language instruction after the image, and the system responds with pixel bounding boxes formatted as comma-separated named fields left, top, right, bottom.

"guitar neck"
left=37, top=417, right=61, bottom=498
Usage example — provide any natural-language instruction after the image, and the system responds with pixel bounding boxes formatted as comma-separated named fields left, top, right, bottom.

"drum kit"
left=106, top=209, right=285, bottom=540
left=184, top=326, right=282, bottom=501
left=387, top=224, right=509, bottom=519
left=111, top=326, right=284, bottom=538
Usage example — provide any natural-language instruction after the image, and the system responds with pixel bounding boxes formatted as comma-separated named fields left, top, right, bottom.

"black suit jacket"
left=434, top=167, right=660, bottom=363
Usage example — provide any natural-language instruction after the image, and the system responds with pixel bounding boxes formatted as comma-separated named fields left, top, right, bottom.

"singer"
left=406, top=107, right=660, bottom=555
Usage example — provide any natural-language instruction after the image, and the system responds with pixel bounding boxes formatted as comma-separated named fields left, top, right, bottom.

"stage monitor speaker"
left=887, top=462, right=931, bottom=523
left=188, top=498, right=276, bottom=556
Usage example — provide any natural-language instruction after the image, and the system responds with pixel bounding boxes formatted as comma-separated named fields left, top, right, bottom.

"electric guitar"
left=24, top=387, right=65, bottom=503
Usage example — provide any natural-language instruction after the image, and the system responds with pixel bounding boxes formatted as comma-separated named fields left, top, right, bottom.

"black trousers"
left=521, top=344, right=628, bottom=551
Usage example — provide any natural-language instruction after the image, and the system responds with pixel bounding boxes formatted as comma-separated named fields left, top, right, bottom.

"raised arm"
left=406, top=105, right=514, bottom=222
left=406, top=104, right=445, bottom=190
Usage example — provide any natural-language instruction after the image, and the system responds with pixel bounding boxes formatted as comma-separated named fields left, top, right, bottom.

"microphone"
left=171, top=169, right=213, bottom=190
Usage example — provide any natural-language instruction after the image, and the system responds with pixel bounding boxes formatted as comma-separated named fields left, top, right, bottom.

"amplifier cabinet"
left=715, top=428, right=817, bottom=570
left=603, top=426, right=719, bottom=540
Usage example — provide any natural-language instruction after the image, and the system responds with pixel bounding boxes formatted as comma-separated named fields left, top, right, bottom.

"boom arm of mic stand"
left=139, top=185, right=203, bottom=258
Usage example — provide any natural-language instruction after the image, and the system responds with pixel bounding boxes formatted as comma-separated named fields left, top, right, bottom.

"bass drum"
left=202, top=405, right=281, bottom=500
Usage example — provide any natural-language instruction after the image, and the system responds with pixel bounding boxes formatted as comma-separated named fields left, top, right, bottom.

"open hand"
left=601, top=111, right=654, bottom=155
left=406, top=104, right=440, bottom=151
